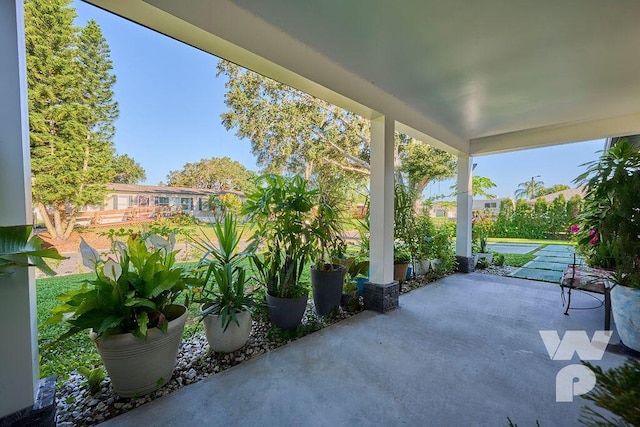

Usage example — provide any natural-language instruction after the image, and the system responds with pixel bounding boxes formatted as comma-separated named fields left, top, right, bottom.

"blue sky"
left=74, top=1, right=604, bottom=199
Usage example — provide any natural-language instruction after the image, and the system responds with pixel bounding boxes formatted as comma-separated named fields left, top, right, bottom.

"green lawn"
left=501, top=253, right=536, bottom=267
left=487, top=237, right=573, bottom=246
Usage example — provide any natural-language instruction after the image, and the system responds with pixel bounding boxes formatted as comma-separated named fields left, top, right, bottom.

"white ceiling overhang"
left=85, top=0, right=640, bottom=156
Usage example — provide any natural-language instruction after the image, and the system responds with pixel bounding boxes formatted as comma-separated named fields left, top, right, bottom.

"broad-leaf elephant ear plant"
left=0, top=225, right=66, bottom=277
left=573, top=138, right=640, bottom=286
left=46, top=233, right=190, bottom=341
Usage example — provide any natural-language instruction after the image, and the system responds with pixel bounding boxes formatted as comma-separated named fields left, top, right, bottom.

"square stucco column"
left=455, top=155, right=474, bottom=273
left=0, top=0, right=39, bottom=418
left=365, top=115, right=399, bottom=312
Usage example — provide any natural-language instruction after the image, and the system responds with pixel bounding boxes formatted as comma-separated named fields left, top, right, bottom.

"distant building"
left=526, top=187, right=584, bottom=204
left=72, top=183, right=245, bottom=225
left=429, top=198, right=506, bottom=220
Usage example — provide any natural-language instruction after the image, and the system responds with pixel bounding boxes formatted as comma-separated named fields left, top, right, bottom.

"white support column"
left=365, top=115, right=399, bottom=312
left=369, top=115, right=395, bottom=285
left=0, top=0, right=38, bottom=417
left=456, top=155, right=473, bottom=260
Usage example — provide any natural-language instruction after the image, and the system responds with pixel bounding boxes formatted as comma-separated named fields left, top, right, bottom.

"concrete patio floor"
left=101, top=273, right=629, bottom=427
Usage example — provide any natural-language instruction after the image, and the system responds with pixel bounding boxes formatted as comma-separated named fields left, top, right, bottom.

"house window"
left=484, top=202, right=497, bottom=209
left=155, top=196, right=169, bottom=206
left=138, top=195, right=150, bottom=206
left=181, top=197, right=193, bottom=211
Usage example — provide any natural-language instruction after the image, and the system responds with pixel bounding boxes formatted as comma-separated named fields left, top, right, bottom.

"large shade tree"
left=167, top=156, right=257, bottom=193
left=111, top=154, right=146, bottom=184
left=25, top=0, right=119, bottom=240
left=217, top=60, right=455, bottom=206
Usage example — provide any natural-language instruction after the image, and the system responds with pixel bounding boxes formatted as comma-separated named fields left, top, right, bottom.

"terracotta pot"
left=393, top=263, right=409, bottom=281
left=91, top=305, right=187, bottom=397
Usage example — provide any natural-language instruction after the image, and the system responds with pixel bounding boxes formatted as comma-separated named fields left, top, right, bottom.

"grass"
left=501, top=253, right=536, bottom=267
left=488, top=237, right=573, bottom=246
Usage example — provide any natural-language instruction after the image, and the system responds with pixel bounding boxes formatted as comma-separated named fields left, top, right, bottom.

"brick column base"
left=0, top=377, right=56, bottom=427
left=456, top=255, right=476, bottom=273
left=364, top=281, right=399, bottom=313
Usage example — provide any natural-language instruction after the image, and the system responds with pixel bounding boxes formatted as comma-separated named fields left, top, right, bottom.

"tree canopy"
left=111, top=154, right=146, bottom=184
left=217, top=60, right=456, bottom=206
left=167, top=156, right=257, bottom=193
left=449, top=176, right=498, bottom=199
left=26, top=1, right=119, bottom=240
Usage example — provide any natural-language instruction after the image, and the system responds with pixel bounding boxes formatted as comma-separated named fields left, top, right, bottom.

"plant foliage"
left=191, top=214, right=254, bottom=331
left=46, top=234, right=189, bottom=341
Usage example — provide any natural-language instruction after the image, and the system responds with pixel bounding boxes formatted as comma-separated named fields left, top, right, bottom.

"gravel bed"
left=474, top=264, right=517, bottom=276
left=55, top=272, right=448, bottom=426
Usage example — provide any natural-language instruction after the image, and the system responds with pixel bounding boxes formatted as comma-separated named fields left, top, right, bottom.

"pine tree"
left=25, top=1, right=118, bottom=240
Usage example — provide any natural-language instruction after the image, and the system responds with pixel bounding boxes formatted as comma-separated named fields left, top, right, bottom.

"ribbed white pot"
left=203, top=308, right=252, bottom=353
left=90, top=305, right=187, bottom=397
left=414, top=259, right=430, bottom=275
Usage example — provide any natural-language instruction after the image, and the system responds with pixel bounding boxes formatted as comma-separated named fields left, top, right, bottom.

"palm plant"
left=514, top=178, right=545, bottom=200
left=191, top=214, right=254, bottom=331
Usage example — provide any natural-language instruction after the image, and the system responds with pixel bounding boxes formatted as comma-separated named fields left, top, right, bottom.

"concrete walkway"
left=510, top=244, right=582, bottom=283
left=100, top=274, right=627, bottom=427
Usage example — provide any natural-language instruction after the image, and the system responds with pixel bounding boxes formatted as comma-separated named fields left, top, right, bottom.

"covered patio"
left=101, top=273, right=626, bottom=426
left=1, top=0, right=640, bottom=422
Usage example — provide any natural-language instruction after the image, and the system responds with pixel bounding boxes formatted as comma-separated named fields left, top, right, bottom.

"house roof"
left=529, top=187, right=585, bottom=203
left=86, top=0, right=640, bottom=156
left=106, top=183, right=245, bottom=198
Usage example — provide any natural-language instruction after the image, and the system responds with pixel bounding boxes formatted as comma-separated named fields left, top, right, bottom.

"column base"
left=364, top=281, right=399, bottom=313
left=0, top=377, right=56, bottom=427
left=456, top=255, right=476, bottom=273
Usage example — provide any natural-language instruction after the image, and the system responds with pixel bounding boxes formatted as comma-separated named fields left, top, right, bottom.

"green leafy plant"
left=574, top=138, right=640, bottom=282
left=77, top=366, right=105, bottom=396
left=580, top=359, right=640, bottom=426
left=394, top=243, right=411, bottom=264
left=46, top=233, right=189, bottom=341
left=476, top=258, right=489, bottom=269
left=191, top=214, right=254, bottom=331
left=0, top=225, right=66, bottom=276
left=310, top=187, right=345, bottom=271
left=243, top=174, right=316, bottom=298
left=493, top=253, right=505, bottom=266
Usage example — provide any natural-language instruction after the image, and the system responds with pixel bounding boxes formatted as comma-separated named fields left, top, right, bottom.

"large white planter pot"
left=203, top=309, right=252, bottom=353
left=91, top=305, right=187, bottom=397
left=610, top=285, right=640, bottom=352
left=414, top=259, right=430, bottom=276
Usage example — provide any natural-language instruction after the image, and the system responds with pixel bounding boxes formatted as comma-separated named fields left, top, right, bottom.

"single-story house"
left=74, top=183, right=245, bottom=225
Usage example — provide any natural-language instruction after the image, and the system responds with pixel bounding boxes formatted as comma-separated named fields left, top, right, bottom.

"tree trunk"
left=36, top=203, right=58, bottom=239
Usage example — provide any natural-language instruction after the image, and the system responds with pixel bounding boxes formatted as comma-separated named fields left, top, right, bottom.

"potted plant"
left=475, top=232, right=493, bottom=265
left=309, top=190, right=347, bottom=316
left=413, top=214, right=435, bottom=275
left=46, top=233, right=189, bottom=397
left=574, top=138, right=640, bottom=352
left=393, top=243, right=411, bottom=281
left=0, top=225, right=65, bottom=276
left=335, top=254, right=369, bottom=301
left=191, top=214, right=254, bottom=353
left=243, top=174, right=315, bottom=330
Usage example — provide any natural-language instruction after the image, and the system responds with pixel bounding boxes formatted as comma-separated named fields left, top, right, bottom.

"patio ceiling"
left=85, top=0, right=640, bottom=156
